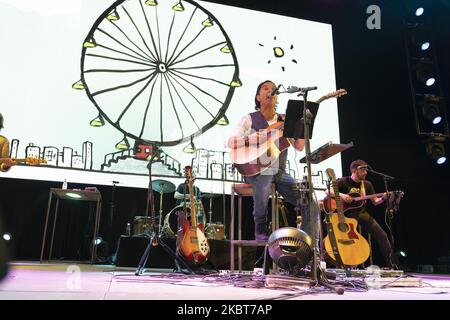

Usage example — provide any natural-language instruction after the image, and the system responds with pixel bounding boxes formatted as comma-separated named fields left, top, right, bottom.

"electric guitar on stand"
left=323, top=168, right=370, bottom=267
left=230, top=89, right=347, bottom=176
left=179, top=166, right=210, bottom=264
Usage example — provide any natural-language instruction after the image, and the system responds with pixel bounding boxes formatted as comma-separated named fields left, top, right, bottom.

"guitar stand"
left=135, top=229, right=194, bottom=275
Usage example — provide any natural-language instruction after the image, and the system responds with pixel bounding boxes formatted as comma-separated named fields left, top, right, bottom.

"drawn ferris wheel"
left=75, top=0, right=241, bottom=148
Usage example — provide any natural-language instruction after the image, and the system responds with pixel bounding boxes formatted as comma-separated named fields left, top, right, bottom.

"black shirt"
left=336, top=176, right=376, bottom=212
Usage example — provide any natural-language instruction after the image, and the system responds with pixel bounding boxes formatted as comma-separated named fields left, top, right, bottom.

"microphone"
left=269, top=84, right=282, bottom=97
left=286, top=86, right=318, bottom=93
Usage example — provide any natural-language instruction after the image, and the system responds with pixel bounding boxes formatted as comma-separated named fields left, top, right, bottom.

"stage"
left=1, top=262, right=450, bottom=301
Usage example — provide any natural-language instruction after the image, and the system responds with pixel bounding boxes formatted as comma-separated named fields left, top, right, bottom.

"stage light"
left=268, top=227, right=313, bottom=274
left=66, top=193, right=83, bottom=199
left=93, top=237, right=103, bottom=246
left=421, top=42, right=430, bottom=51
left=414, top=59, right=436, bottom=87
left=407, top=24, right=430, bottom=52
left=425, top=136, right=447, bottom=165
left=183, top=136, right=196, bottom=154
left=2, top=233, right=12, bottom=241
left=394, top=250, right=408, bottom=270
left=415, top=7, right=424, bottom=16
left=419, top=95, right=443, bottom=125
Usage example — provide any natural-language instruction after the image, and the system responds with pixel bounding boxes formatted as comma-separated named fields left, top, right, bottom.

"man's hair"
left=254, top=80, right=275, bottom=110
left=0, top=113, right=3, bottom=129
left=350, top=159, right=367, bottom=171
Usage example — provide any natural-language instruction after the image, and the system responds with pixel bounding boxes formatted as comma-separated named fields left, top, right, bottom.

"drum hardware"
left=205, top=223, right=225, bottom=240
left=162, top=202, right=206, bottom=238
left=200, top=193, right=219, bottom=240
left=151, top=179, right=176, bottom=234
left=132, top=216, right=153, bottom=236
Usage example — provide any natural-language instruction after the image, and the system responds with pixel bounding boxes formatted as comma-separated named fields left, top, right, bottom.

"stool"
left=229, top=183, right=279, bottom=272
left=40, top=188, right=102, bottom=264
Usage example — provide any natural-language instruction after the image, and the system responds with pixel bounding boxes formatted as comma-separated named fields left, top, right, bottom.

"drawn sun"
left=259, top=36, right=298, bottom=72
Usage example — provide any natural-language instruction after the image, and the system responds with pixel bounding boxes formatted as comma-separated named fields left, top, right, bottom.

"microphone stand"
left=298, top=89, right=319, bottom=283
left=366, top=167, right=396, bottom=266
left=296, top=87, right=340, bottom=292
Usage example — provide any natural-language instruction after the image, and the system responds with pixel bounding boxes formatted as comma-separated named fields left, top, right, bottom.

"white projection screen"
left=0, top=0, right=342, bottom=194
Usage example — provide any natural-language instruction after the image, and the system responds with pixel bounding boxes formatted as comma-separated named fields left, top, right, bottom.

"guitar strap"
left=325, top=213, right=345, bottom=268
left=360, top=180, right=366, bottom=197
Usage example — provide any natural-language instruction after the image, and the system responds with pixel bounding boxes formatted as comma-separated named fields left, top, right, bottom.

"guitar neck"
left=353, top=192, right=386, bottom=202
left=0, top=158, right=26, bottom=164
left=187, top=180, right=197, bottom=226
left=330, top=181, right=346, bottom=222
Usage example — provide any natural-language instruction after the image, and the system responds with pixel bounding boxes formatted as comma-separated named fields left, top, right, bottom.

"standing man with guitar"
left=0, top=113, right=16, bottom=172
left=327, top=159, right=395, bottom=269
left=227, top=80, right=345, bottom=241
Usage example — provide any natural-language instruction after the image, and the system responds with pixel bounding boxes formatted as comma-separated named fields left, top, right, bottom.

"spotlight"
left=415, top=7, right=424, bottom=16
left=425, top=136, right=447, bottom=165
left=2, top=233, right=12, bottom=241
left=91, top=237, right=109, bottom=260
left=183, top=136, right=196, bottom=154
left=93, top=237, right=103, bottom=246
left=268, top=227, right=313, bottom=274
left=414, top=59, right=436, bottom=87
left=66, top=192, right=83, bottom=199
left=407, top=24, right=431, bottom=52
left=394, top=250, right=408, bottom=270
left=418, top=95, right=443, bottom=125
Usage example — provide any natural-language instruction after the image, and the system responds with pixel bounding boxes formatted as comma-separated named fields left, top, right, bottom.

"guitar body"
left=179, top=223, right=210, bottom=263
left=323, top=213, right=371, bottom=267
left=230, top=122, right=290, bottom=176
left=323, top=167, right=371, bottom=268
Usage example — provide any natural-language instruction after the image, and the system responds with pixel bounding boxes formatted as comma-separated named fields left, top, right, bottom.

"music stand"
left=135, top=145, right=193, bottom=275
left=299, top=141, right=354, bottom=164
left=283, top=100, right=320, bottom=139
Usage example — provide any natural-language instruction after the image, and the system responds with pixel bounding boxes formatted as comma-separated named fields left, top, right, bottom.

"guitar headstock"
left=325, top=168, right=337, bottom=182
left=184, top=165, right=195, bottom=182
left=317, top=89, right=347, bottom=104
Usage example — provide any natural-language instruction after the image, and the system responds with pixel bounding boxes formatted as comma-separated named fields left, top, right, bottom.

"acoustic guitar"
left=230, top=89, right=347, bottom=176
left=179, top=166, right=210, bottom=264
left=323, top=168, right=370, bottom=267
left=323, top=191, right=404, bottom=214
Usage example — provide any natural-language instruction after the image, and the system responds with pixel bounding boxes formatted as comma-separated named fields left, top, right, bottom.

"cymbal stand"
left=157, top=182, right=165, bottom=235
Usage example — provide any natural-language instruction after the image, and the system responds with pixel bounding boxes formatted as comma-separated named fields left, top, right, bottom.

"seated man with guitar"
left=325, top=159, right=396, bottom=269
left=227, top=80, right=346, bottom=241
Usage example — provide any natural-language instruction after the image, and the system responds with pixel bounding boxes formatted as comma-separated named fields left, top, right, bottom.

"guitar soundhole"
left=338, top=223, right=349, bottom=233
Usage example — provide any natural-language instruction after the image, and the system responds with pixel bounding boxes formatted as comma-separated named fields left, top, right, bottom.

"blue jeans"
left=245, top=170, right=313, bottom=236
